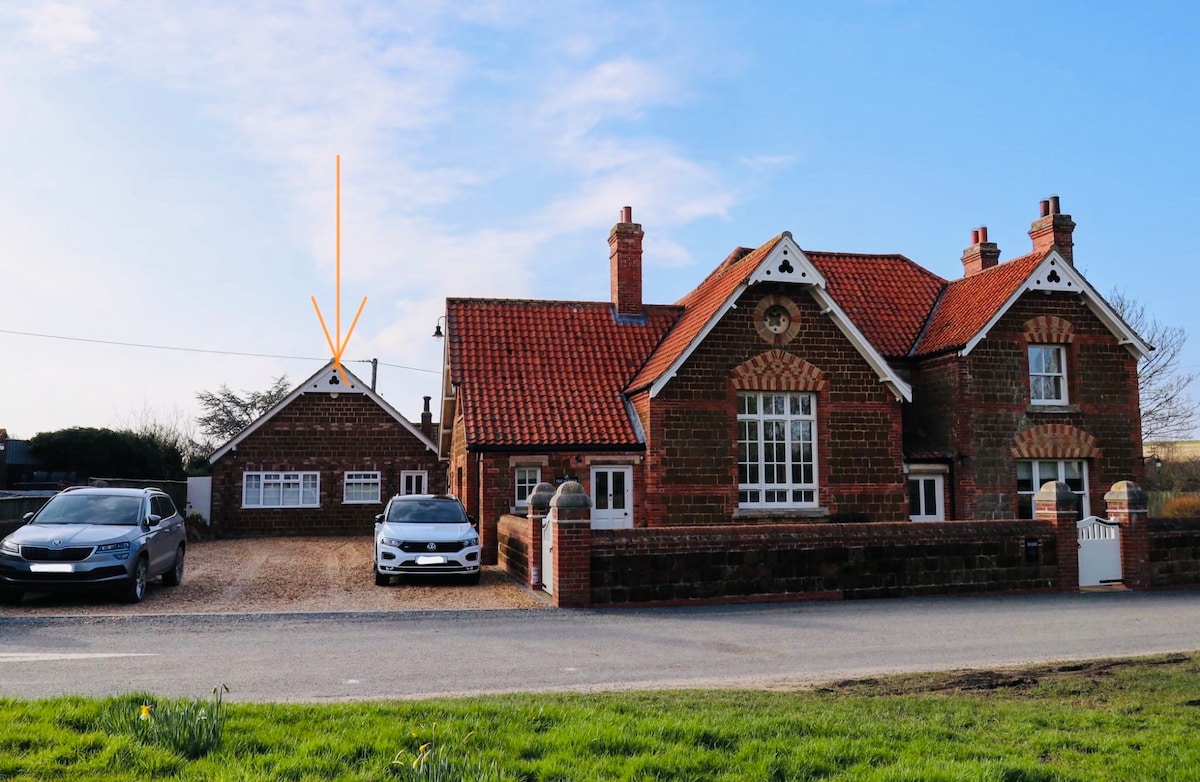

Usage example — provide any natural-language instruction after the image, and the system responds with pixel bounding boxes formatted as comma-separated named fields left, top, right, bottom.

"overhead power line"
left=0, top=327, right=439, bottom=374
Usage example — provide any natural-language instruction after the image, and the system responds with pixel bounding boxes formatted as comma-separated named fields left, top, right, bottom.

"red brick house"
left=440, top=199, right=1150, bottom=566
left=210, top=361, right=444, bottom=536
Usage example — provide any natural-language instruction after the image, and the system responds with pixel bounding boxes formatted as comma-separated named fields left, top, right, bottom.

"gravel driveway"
left=0, top=536, right=549, bottom=616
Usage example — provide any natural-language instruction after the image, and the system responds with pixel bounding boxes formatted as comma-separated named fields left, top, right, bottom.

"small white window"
left=242, top=472, right=320, bottom=508
left=514, top=467, right=541, bottom=508
left=400, top=471, right=427, bottom=495
left=343, top=471, right=381, bottom=504
left=1017, top=459, right=1089, bottom=519
left=907, top=475, right=944, bottom=521
left=1029, top=345, right=1067, bottom=404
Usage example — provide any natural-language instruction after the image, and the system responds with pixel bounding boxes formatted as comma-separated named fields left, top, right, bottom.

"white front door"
left=591, top=466, right=633, bottom=529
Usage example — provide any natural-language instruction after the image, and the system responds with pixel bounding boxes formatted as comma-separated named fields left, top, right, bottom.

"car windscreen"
left=34, top=495, right=143, bottom=526
left=385, top=499, right=467, bottom=524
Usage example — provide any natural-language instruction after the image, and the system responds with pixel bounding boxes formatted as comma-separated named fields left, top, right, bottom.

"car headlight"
left=380, top=537, right=405, bottom=548
left=461, top=536, right=479, bottom=548
left=0, top=539, right=19, bottom=555
left=95, top=541, right=131, bottom=553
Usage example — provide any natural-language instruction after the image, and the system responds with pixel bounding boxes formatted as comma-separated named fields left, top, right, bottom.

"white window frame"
left=737, top=391, right=818, bottom=509
left=400, top=470, right=427, bottom=495
left=1017, top=459, right=1089, bottom=519
left=907, top=474, right=944, bottom=521
left=242, top=471, right=320, bottom=509
left=343, top=471, right=381, bottom=504
left=514, top=466, right=541, bottom=509
left=1029, top=345, right=1068, bottom=405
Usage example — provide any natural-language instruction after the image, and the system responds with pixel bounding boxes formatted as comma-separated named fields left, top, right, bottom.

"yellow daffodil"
left=138, top=704, right=152, bottom=721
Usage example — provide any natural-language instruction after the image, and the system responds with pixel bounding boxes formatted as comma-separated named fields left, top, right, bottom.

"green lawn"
left=2, top=654, right=1198, bottom=781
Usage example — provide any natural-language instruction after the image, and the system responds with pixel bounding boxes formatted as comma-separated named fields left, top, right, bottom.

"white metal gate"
left=1077, top=516, right=1122, bottom=587
left=541, top=516, right=554, bottom=595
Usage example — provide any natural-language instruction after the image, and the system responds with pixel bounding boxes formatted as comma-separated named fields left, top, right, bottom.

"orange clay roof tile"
left=447, top=299, right=681, bottom=447
left=447, top=239, right=1046, bottom=448
left=915, top=250, right=1044, bottom=355
left=804, top=251, right=945, bottom=357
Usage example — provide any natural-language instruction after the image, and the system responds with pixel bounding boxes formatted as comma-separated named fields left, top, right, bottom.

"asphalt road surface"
left=2, top=590, right=1199, bottom=702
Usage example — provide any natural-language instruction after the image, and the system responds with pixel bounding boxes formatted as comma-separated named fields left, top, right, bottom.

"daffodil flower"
left=139, top=704, right=152, bottom=721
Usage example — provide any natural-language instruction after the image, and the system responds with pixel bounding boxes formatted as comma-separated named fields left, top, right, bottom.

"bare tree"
left=120, top=402, right=207, bottom=463
left=196, top=375, right=292, bottom=442
left=1110, top=289, right=1199, bottom=442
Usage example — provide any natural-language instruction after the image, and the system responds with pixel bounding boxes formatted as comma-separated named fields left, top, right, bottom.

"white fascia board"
left=209, top=361, right=438, bottom=463
left=748, top=234, right=827, bottom=287
left=650, top=235, right=822, bottom=399
left=649, top=282, right=750, bottom=398
left=808, top=286, right=912, bottom=402
left=960, top=252, right=1152, bottom=359
left=647, top=233, right=911, bottom=402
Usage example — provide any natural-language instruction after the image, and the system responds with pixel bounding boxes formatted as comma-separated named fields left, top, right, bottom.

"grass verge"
left=1, top=654, right=1198, bottom=780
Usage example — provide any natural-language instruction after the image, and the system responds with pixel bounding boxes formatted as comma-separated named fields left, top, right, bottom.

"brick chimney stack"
left=420, top=395, right=433, bottom=438
left=961, top=225, right=1001, bottom=276
left=1028, top=195, right=1075, bottom=265
left=609, top=206, right=643, bottom=317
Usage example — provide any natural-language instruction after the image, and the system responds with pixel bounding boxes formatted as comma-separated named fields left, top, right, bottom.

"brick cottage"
left=209, top=362, right=444, bottom=536
left=434, top=198, right=1186, bottom=605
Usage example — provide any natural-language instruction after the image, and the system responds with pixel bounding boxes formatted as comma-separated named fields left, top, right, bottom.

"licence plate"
left=30, top=563, right=74, bottom=573
left=416, top=555, right=447, bottom=565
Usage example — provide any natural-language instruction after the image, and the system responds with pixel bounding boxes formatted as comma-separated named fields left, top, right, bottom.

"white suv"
left=374, top=494, right=480, bottom=585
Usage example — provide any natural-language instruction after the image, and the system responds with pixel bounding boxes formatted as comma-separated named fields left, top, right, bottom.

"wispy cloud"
left=0, top=0, right=740, bottom=431
left=740, top=154, right=797, bottom=171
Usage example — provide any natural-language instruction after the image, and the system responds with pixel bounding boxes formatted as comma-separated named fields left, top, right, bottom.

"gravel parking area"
left=0, top=536, right=549, bottom=616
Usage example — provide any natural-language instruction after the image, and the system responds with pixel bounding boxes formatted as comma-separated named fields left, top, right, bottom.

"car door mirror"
left=468, top=515, right=478, bottom=529
left=146, top=514, right=162, bottom=527
left=375, top=513, right=384, bottom=522
left=22, top=512, right=34, bottom=522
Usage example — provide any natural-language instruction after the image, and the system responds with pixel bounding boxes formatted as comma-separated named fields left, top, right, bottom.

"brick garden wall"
left=497, top=513, right=532, bottom=586
left=1148, top=517, right=1200, bottom=588
left=211, top=394, right=444, bottom=537
left=587, top=519, right=1057, bottom=606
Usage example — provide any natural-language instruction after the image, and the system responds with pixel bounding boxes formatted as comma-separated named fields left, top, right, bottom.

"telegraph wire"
left=0, top=327, right=439, bottom=374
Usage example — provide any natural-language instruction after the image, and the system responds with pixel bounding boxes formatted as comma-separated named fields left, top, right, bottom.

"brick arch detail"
left=1023, top=315, right=1076, bottom=344
left=1011, top=424, right=1101, bottom=459
left=731, top=350, right=826, bottom=391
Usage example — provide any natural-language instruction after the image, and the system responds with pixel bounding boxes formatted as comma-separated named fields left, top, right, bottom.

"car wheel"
left=122, top=556, right=149, bottom=603
left=464, top=571, right=481, bottom=586
left=162, top=545, right=185, bottom=586
left=375, top=567, right=389, bottom=586
left=0, top=587, right=22, bottom=605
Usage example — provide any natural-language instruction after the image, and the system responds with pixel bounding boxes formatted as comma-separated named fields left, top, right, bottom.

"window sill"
left=733, top=507, right=828, bottom=519
left=1026, top=404, right=1080, bottom=415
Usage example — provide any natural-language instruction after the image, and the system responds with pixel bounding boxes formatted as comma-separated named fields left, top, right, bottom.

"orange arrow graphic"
left=312, top=155, right=367, bottom=388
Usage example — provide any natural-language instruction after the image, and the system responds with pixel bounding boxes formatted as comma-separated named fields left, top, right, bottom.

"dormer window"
left=1028, top=345, right=1067, bottom=404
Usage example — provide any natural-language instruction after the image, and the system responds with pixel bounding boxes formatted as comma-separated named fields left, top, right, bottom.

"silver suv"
left=374, top=494, right=480, bottom=585
left=0, top=486, right=187, bottom=604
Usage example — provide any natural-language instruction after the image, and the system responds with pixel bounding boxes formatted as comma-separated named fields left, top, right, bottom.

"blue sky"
left=2, top=1, right=1197, bottom=441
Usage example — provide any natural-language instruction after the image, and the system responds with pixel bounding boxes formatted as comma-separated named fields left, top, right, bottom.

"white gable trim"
left=960, top=251, right=1152, bottom=359
left=209, top=361, right=439, bottom=462
left=648, top=234, right=912, bottom=402
left=807, top=286, right=912, bottom=401
left=747, top=233, right=828, bottom=287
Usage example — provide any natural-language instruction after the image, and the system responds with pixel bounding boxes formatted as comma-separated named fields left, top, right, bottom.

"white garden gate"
left=1077, top=516, right=1122, bottom=587
left=541, top=515, right=554, bottom=595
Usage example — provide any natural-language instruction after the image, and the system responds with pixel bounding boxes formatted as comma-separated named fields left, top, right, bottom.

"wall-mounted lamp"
left=432, top=315, right=446, bottom=339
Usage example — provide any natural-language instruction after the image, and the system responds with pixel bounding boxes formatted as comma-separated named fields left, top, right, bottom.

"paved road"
left=2, top=590, right=1199, bottom=702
